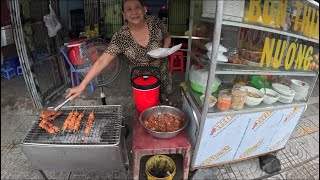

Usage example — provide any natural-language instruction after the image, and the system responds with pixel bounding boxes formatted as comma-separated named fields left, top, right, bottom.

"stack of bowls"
left=290, top=79, right=310, bottom=101
left=272, top=83, right=296, bottom=104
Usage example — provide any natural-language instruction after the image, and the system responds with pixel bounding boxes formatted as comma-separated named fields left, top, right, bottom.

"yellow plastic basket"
left=145, top=155, right=176, bottom=180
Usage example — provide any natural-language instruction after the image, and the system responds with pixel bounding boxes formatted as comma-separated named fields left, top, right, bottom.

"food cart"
left=181, top=0, right=319, bottom=170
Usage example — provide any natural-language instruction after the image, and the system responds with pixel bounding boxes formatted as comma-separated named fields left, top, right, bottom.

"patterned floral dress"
left=105, top=15, right=172, bottom=101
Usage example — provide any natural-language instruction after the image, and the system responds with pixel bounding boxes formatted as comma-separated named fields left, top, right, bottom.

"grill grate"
left=23, top=105, right=123, bottom=145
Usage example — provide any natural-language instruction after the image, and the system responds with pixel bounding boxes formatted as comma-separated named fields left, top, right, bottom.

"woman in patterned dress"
left=67, top=0, right=172, bottom=102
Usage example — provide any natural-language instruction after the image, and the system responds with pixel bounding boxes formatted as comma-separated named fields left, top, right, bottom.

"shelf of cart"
left=184, top=82, right=308, bottom=116
left=188, top=51, right=318, bottom=77
left=215, top=63, right=318, bottom=77
left=199, top=17, right=319, bottom=44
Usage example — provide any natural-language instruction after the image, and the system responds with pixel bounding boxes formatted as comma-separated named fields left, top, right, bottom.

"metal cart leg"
left=37, top=170, right=49, bottom=180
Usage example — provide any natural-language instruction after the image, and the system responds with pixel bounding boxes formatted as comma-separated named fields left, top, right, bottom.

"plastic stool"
left=169, top=51, right=185, bottom=73
left=2, top=67, right=16, bottom=80
left=17, top=66, right=23, bottom=76
left=132, top=111, right=191, bottom=180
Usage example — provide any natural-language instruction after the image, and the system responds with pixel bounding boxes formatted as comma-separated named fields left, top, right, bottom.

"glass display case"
left=182, top=0, right=319, bottom=169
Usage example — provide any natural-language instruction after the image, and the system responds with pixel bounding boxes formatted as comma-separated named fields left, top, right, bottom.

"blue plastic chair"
left=1, top=66, right=16, bottom=80
left=17, top=65, right=23, bottom=76
left=60, top=45, right=94, bottom=92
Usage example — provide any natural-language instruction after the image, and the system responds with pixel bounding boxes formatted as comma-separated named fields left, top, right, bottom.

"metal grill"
left=23, top=105, right=122, bottom=145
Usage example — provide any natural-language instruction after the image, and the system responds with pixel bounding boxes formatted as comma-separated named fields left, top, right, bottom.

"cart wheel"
left=259, top=154, right=281, bottom=174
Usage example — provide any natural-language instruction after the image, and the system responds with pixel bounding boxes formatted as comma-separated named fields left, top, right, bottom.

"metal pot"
left=139, top=105, right=188, bottom=139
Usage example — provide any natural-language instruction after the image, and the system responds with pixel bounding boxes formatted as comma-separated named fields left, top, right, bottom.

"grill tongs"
left=48, top=97, right=72, bottom=111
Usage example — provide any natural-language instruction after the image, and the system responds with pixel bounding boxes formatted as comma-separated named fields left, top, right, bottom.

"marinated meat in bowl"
left=139, top=106, right=188, bottom=139
left=144, top=113, right=183, bottom=132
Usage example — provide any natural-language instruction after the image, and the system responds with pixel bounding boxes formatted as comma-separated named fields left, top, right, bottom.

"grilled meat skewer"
left=84, top=111, right=95, bottom=135
left=62, top=110, right=74, bottom=131
left=73, top=111, right=85, bottom=132
left=40, top=110, right=62, bottom=121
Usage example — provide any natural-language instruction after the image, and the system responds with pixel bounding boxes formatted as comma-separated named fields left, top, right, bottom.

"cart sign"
left=267, top=106, right=304, bottom=152
left=194, top=114, right=250, bottom=166
left=260, top=37, right=313, bottom=70
left=193, top=105, right=304, bottom=168
left=247, top=0, right=319, bottom=39
left=233, top=110, right=283, bottom=160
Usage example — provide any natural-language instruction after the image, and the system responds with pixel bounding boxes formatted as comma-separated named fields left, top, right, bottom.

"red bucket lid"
left=132, top=76, right=160, bottom=90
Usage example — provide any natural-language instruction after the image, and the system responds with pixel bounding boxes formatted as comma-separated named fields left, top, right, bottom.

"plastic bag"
left=43, top=5, right=62, bottom=37
left=205, top=43, right=228, bottom=53
left=189, top=65, right=220, bottom=93
left=207, top=52, right=228, bottom=62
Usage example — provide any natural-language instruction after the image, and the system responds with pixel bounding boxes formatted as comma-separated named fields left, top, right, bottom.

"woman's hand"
left=64, top=52, right=117, bottom=100
left=66, top=85, right=86, bottom=100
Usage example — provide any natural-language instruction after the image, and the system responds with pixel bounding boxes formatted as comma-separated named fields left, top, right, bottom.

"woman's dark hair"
left=122, top=0, right=144, bottom=11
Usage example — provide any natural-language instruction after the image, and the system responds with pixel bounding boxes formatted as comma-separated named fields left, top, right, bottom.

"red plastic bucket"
left=67, top=40, right=86, bottom=66
left=132, top=75, right=160, bottom=113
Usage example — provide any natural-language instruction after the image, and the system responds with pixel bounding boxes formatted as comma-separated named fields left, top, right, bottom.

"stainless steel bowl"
left=139, top=105, right=188, bottom=139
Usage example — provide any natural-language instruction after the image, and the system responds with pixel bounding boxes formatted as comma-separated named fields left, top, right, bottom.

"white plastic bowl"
left=244, top=86, right=264, bottom=106
left=290, top=79, right=310, bottom=89
left=260, top=88, right=280, bottom=104
left=200, top=95, right=217, bottom=107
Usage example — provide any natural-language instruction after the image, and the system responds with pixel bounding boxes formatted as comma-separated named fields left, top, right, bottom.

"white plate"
left=278, top=94, right=294, bottom=103
left=244, top=60, right=261, bottom=67
left=239, top=57, right=260, bottom=67
left=147, top=48, right=169, bottom=58
left=278, top=98, right=293, bottom=104
left=147, top=44, right=182, bottom=58
left=279, top=95, right=293, bottom=101
left=291, top=79, right=310, bottom=88
left=272, top=83, right=296, bottom=97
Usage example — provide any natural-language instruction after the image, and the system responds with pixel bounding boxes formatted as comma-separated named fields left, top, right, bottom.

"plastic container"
left=251, top=76, right=272, bottom=89
left=132, top=75, right=160, bottom=113
left=145, top=155, right=176, bottom=180
left=231, top=86, right=247, bottom=110
left=217, top=90, right=232, bottom=111
left=67, top=40, right=86, bottom=66
left=189, top=79, right=221, bottom=93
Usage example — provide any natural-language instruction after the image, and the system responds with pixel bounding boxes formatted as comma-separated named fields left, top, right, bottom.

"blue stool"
left=17, top=66, right=23, bottom=76
left=2, top=66, right=16, bottom=80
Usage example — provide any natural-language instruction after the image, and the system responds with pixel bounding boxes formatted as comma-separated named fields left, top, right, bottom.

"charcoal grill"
left=21, top=105, right=129, bottom=179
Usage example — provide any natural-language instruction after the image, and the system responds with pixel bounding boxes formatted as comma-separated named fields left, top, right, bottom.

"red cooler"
left=132, top=75, right=160, bottom=112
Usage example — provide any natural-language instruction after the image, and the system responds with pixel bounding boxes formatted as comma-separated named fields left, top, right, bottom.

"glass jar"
left=226, top=48, right=238, bottom=57
left=231, top=86, right=247, bottom=110
left=217, top=90, right=232, bottom=111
